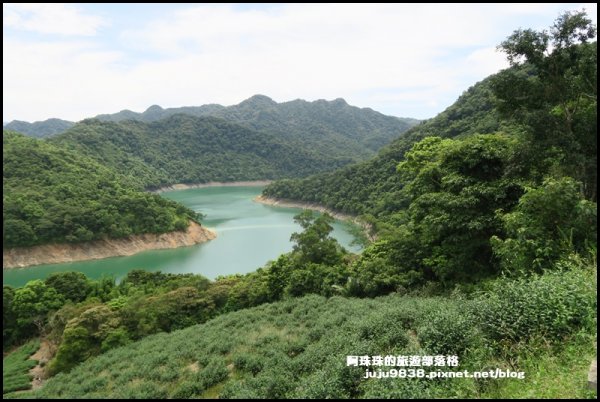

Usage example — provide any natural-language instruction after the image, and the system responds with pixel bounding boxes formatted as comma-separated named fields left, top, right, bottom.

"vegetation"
left=2, top=11, right=597, bottom=399
left=3, top=131, right=200, bottom=248
left=5, top=259, right=594, bottom=398
left=264, top=11, right=597, bottom=290
left=3, top=339, right=40, bottom=394
left=94, top=94, right=418, bottom=157
left=50, top=115, right=362, bottom=189
left=263, top=73, right=505, bottom=216
left=2, top=211, right=348, bottom=370
left=50, top=107, right=416, bottom=191
left=4, top=119, right=74, bottom=138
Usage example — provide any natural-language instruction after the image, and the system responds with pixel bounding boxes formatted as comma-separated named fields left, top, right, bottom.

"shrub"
left=417, top=302, right=482, bottom=355
left=475, top=267, right=596, bottom=343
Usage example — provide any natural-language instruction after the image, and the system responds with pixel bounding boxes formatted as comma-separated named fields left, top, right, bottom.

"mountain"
left=4, top=118, right=75, bottom=138
left=92, top=95, right=419, bottom=161
left=262, top=75, right=503, bottom=216
left=3, top=131, right=199, bottom=248
left=49, top=114, right=363, bottom=189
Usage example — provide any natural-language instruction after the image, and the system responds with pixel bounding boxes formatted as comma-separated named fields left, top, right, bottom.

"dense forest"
left=263, top=74, right=504, bottom=216
left=2, top=11, right=597, bottom=399
left=93, top=94, right=418, bottom=155
left=49, top=115, right=372, bottom=189
left=6, top=96, right=417, bottom=167
left=3, top=131, right=199, bottom=248
left=3, top=119, right=75, bottom=138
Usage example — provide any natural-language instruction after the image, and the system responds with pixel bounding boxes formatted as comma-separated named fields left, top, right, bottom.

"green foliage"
left=492, top=177, right=597, bottom=274
left=343, top=134, right=524, bottom=289
left=50, top=110, right=413, bottom=191
left=262, top=74, right=502, bottom=217
left=2, top=340, right=40, bottom=394
left=25, top=263, right=597, bottom=399
left=474, top=267, right=596, bottom=344
left=44, top=272, right=91, bottom=303
left=290, top=210, right=345, bottom=266
left=2, top=339, right=40, bottom=394
left=11, top=280, right=64, bottom=336
left=3, top=131, right=200, bottom=248
left=493, top=10, right=597, bottom=200
left=3, top=285, right=17, bottom=348
left=49, top=305, right=123, bottom=374
left=90, top=95, right=418, bottom=168
left=395, top=134, right=523, bottom=283
left=4, top=118, right=74, bottom=138
left=417, top=303, right=482, bottom=356
left=480, top=334, right=597, bottom=399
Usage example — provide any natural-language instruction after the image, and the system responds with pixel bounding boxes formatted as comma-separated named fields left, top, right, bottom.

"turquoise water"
left=3, top=186, right=361, bottom=287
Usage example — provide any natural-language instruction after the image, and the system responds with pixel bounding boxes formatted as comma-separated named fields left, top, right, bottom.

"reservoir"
left=3, top=186, right=362, bottom=287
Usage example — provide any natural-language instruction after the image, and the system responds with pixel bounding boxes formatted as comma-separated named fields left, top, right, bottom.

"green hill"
left=3, top=131, right=199, bottom=248
left=4, top=119, right=75, bottom=138
left=50, top=114, right=376, bottom=189
left=18, top=267, right=597, bottom=399
left=2, top=11, right=596, bottom=400
left=262, top=75, right=503, bottom=217
left=93, top=95, right=418, bottom=162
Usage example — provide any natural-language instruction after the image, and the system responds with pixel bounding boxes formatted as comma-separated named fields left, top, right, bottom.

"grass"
left=481, top=333, right=597, bottom=399
left=3, top=339, right=40, bottom=395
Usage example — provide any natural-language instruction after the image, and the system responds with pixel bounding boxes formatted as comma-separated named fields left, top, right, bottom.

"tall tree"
left=492, top=10, right=597, bottom=200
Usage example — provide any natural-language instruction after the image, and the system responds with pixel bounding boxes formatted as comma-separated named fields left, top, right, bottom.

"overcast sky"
left=3, top=3, right=597, bottom=122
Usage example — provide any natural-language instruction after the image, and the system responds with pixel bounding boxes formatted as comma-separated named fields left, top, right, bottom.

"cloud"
left=3, top=3, right=595, bottom=122
left=3, top=3, right=105, bottom=36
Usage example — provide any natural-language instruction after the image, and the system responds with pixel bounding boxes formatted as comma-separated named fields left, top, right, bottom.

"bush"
left=417, top=302, right=482, bottom=355
left=475, top=267, right=596, bottom=343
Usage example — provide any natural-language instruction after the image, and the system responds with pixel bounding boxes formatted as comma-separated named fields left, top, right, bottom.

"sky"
left=3, top=3, right=597, bottom=122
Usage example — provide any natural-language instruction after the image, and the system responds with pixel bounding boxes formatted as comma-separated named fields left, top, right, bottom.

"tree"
left=3, top=286, right=17, bottom=348
left=492, top=10, right=597, bottom=200
left=12, top=280, right=64, bottom=335
left=45, top=272, right=91, bottom=303
left=290, top=210, right=345, bottom=266
left=391, top=134, right=524, bottom=283
left=491, top=177, right=597, bottom=274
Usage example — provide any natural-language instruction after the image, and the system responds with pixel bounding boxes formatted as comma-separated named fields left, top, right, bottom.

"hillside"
left=49, top=114, right=374, bottom=189
left=2, top=11, right=597, bottom=400
left=17, top=269, right=597, bottom=399
left=4, top=119, right=75, bottom=138
left=263, top=75, right=503, bottom=217
left=93, top=95, right=418, bottom=159
left=3, top=131, right=200, bottom=248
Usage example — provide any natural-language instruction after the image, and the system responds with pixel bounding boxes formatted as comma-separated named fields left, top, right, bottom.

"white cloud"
left=3, top=3, right=105, bottom=36
left=3, top=3, right=595, bottom=122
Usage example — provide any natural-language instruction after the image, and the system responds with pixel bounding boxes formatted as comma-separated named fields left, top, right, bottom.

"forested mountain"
left=263, top=74, right=505, bottom=216
left=50, top=114, right=374, bottom=189
left=2, top=11, right=597, bottom=400
left=93, top=95, right=418, bottom=159
left=4, top=119, right=74, bottom=138
left=264, top=16, right=597, bottom=288
left=3, top=131, right=199, bottom=248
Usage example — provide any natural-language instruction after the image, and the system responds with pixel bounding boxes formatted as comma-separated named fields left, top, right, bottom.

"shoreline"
left=3, top=221, right=216, bottom=270
left=254, top=195, right=376, bottom=242
left=151, top=180, right=273, bottom=193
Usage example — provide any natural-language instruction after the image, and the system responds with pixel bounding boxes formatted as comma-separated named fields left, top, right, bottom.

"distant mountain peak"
left=144, top=105, right=164, bottom=113
left=241, top=94, right=276, bottom=107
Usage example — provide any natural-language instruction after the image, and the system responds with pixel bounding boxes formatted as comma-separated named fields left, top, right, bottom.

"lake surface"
left=3, top=186, right=362, bottom=287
